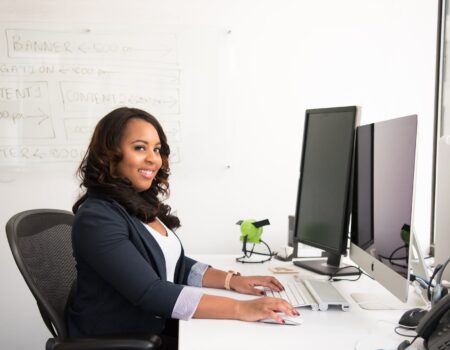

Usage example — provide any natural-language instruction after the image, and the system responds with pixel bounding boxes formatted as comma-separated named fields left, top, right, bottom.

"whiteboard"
left=0, top=24, right=189, bottom=166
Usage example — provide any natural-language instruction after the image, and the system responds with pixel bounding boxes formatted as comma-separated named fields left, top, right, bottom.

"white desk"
left=179, top=255, right=426, bottom=350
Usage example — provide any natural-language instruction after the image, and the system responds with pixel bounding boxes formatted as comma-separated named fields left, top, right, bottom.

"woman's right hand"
left=235, top=297, right=300, bottom=324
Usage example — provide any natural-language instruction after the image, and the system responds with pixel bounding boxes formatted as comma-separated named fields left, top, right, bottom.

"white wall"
left=0, top=1, right=439, bottom=349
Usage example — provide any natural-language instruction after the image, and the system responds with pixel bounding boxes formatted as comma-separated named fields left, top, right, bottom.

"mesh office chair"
left=6, top=209, right=161, bottom=350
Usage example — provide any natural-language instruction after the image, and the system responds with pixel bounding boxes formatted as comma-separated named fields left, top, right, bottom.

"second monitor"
left=350, top=114, right=419, bottom=306
left=293, top=106, right=359, bottom=276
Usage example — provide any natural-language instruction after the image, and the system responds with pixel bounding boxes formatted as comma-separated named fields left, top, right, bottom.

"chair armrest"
left=46, top=335, right=162, bottom=350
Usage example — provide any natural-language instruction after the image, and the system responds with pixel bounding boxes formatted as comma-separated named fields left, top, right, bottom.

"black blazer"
left=67, top=194, right=198, bottom=337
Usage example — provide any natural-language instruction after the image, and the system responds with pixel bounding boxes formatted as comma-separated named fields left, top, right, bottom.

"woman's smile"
left=138, top=168, right=156, bottom=180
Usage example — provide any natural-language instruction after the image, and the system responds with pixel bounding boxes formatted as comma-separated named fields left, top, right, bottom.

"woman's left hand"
left=229, top=275, right=284, bottom=296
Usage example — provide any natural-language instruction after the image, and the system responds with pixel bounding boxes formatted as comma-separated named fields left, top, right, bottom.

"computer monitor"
left=350, top=115, right=419, bottom=308
left=292, top=106, right=360, bottom=276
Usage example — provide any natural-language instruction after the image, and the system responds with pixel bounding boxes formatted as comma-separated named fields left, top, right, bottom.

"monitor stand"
left=408, top=231, right=432, bottom=304
left=293, top=252, right=359, bottom=276
left=351, top=286, right=428, bottom=310
left=352, top=232, right=430, bottom=310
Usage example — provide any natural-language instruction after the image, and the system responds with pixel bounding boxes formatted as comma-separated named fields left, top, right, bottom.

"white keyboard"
left=264, top=278, right=350, bottom=311
left=265, top=280, right=309, bottom=307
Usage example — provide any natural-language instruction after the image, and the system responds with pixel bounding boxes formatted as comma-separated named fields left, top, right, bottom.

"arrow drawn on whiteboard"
left=25, top=108, right=50, bottom=125
left=32, top=147, right=44, bottom=159
left=78, top=43, right=89, bottom=53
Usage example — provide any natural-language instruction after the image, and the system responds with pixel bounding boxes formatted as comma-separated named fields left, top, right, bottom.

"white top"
left=142, top=219, right=182, bottom=282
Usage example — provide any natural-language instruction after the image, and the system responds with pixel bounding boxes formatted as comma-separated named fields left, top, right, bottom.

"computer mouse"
left=398, top=307, right=427, bottom=328
left=259, top=315, right=302, bottom=326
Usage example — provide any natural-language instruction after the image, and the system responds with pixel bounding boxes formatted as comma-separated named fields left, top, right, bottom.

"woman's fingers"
left=267, top=310, right=285, bottom=324
left=248, top=286, right=265, bottom=296
left=251, top=276, right=284, bottom=291
left=260, top=297, right=300, bottom=319
left=238, top=297, right=300, bottom=322
left=268, top=297, right=298, bottom=315
left=268, top=277, right=285, bottom=290
left=233, top=276, right=291, bottom=296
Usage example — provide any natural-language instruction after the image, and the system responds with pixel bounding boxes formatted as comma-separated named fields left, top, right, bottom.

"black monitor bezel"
left=293, top=106, right=358, bottom=257
left=351, top=123, right=375, bottom=251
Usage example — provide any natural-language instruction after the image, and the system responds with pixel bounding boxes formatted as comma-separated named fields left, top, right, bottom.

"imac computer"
left=350, top=114, right=426, bottom=309
left=292, top=106, right=360, bottom=276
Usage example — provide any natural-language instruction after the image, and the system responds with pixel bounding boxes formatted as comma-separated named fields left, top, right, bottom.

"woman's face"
left=115, top=118, right=163, bottom=192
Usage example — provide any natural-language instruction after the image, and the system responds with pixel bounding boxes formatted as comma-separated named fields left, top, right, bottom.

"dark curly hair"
left=73, top=107, right=180, bottom=230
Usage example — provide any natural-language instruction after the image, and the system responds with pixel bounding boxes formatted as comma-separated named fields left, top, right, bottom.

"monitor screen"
left=350, top=115, right=417, bottom=303
left=293, top=106, right=358, bottom=276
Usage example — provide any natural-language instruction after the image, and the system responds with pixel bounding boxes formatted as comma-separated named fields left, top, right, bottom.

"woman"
left=67, top=107, right=298, bottom=348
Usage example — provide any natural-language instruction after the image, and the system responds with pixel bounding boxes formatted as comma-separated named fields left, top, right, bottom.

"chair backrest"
left=6, top=209, right=76, bottom=339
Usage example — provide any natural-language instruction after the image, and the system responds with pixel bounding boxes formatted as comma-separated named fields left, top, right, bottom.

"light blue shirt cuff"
left=187, top=262, right=210, bottom=287
left=171, top=287, right=204, bottom=321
